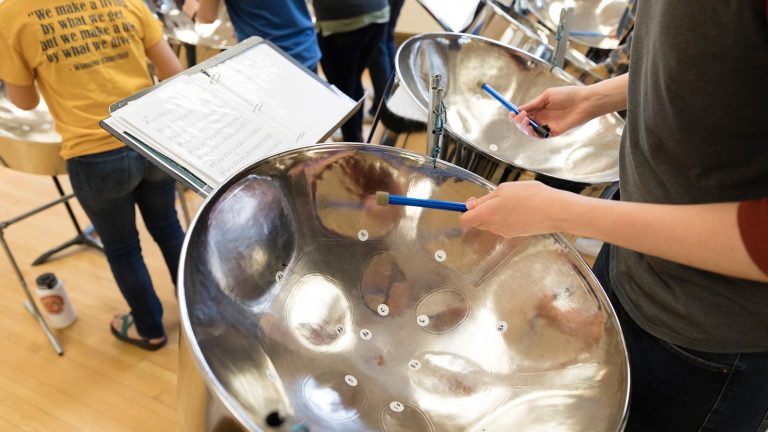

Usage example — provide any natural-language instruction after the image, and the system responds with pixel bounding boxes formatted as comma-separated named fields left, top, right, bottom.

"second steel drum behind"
left=372, top=33, right=623, bottom=196
left=525, top=0, right=627, bottom=49
left=0, top=83, right=65, bottom=175
left=467, top=0, right=601, bottom=85
left=146, top=0, right=237, bottom=49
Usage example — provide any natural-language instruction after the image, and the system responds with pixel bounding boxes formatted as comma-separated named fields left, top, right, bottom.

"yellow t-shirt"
left=0, top=0, right=164, bottom=159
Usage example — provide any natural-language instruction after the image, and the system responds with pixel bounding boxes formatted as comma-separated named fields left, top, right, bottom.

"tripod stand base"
left=32, top=224, right=103, bottom=266
left=24, top=300, right=64, bottom=355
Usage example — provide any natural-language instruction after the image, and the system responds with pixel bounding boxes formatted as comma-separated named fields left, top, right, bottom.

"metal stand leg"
left=0, top=230, right=63, bottom=355
left=176, top=182, right=192, bottom=229
left=31, top=176, right=103, bottom=266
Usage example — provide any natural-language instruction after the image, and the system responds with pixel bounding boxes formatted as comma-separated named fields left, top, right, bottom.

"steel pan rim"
left=394, top=32, right=621, bottom=186
left=178, top=143, right=630, bottom=430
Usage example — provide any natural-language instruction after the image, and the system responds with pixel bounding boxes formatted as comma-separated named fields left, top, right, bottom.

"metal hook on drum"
left=552, top=6, right=574, bottom=71
left=426, top=74, right=447, bottom=167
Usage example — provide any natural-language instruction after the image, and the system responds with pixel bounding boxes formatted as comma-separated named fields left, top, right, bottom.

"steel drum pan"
left=0, top=83, right=65, bottom=176
left=525, top=0, right=626, bottom=49
left=146, top=0, right=236, bottom=49
left=468, top=0, right=601, bottom=85
left=372, top=33, right=623, bottom=196
left=178, top=143, right=629, bottom=431
left=418, top=0, right=600, bottom=85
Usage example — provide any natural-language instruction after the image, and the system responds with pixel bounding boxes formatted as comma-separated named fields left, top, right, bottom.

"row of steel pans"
left=147, top=0, right=624, bottom=82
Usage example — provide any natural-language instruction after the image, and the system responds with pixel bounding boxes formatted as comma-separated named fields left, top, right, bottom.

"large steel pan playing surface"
left=178, top=144, right=628, bottom=431
left=376, top=33, right=622, bottom=195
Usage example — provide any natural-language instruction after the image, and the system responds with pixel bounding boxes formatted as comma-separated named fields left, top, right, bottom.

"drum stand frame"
left=0, top=176, right=103, bottom=355
left=31, top=176, right=103, bottom=266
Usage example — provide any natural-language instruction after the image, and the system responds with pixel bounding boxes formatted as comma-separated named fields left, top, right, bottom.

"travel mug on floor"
left=35, top=273, right=77, bottom=329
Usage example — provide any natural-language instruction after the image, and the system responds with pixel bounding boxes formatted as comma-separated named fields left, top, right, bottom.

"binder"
left=101, top=37, right=361, bottom=197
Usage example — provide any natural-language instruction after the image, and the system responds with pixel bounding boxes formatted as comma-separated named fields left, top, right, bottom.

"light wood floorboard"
left=0, top=166, right=203, bottom=431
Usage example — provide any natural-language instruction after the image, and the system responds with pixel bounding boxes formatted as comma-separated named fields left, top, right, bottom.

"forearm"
left=196, top=0, right=219, bottom=23
left=145, top=39, right=183, bottom=80
left=556, top=194, right=767, bottom=282
left=582, top=73, right=628, bottom=118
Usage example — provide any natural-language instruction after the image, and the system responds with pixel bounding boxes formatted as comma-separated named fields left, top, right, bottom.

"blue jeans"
left=593, top=245, right=768, bottom=431
left=67, top=147, right=185, bottom=339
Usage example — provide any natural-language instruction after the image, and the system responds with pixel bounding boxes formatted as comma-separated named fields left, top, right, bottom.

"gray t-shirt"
left=611, top=1, right=768, bottom=352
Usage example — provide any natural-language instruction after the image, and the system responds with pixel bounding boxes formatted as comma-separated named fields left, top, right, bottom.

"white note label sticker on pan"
left=417, top=315, right=430, bottom=327
left=345, top=375, right=358, bottom=386
left=360, top=329, right=373, bottom=340
left=435, top=250, right=446, bottom=262
left=358, top=229, right=369, bottom=241
left=408, top=360, right=421, bottom=371
left=389, top=401, right=404, bottom=412
left=335, top=324, right=345, bottom=335
left=497, top=321, right=509, bottom=333
left=377, top=304, right=390, bottom=316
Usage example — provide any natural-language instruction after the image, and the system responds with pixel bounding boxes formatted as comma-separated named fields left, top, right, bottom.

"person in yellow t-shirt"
left=0, top=0, right=185, bottom=350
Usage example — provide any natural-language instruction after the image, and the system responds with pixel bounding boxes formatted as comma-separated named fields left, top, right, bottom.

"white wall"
left=395, top=0, right=443, bottom=34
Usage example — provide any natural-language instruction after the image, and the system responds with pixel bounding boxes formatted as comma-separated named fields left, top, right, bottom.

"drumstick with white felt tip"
left=477, top=81, right=551, bottom=138
left=376, top=191, right=467, bottom=212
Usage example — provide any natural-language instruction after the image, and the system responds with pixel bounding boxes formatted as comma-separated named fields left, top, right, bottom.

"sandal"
left=110, top=313, right=167, bottom=351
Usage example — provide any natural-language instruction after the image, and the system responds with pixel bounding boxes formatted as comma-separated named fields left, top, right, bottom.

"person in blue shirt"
left=196, top=0, right=321, bottom=72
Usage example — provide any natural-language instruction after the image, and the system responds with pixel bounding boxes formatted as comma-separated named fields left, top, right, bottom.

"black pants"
left=318, top=23, right=386, bottom=142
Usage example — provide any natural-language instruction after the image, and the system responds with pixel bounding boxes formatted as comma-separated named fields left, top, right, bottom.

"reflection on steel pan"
left=145, top=0, right=237, bottom=49
left=526, top=0, right=626, bottom=49
left=0, top=83, right=65, bottom=175
left=468, top=0, right=600, bottom=84
left=177, top=143, right=629, bottom=431
left=373, top=33, right=623, bottom=197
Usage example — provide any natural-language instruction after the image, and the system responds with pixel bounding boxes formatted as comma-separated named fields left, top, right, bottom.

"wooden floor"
left=0, top=167, right=204, bottom=431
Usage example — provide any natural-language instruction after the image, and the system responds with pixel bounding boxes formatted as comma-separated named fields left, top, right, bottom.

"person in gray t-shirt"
left=460, top=1, right=768, bottom=430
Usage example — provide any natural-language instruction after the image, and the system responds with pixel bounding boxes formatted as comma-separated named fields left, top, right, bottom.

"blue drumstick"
left=478, top=82, right=551, bottom=138
left=570, top=31, right=609, bottom=38
left=376, top=191, right=467, bottom=212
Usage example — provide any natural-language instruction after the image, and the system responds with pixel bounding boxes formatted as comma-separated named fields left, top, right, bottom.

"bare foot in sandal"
left=110, top=313, right=167, bottom=351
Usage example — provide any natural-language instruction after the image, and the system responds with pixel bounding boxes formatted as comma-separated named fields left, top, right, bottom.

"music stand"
left=101, top=37, right=361, bottom=197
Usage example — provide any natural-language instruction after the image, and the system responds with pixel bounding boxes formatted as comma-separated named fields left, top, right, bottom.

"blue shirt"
left=224, top=0, right=320, bottom=70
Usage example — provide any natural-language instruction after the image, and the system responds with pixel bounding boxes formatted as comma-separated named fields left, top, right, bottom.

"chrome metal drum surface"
left=470, top=0, right=600, bottom=84
left=0, top=83, right=65, bottom=175
left=374, top=33, right=622, bottom=195
left=146, top=0, right=236, bottom=49
left=526, top=0, right=626, bottom=49
left=414, top=0, right=600, bottom=83
left=178, top=144, right=629, bottom=431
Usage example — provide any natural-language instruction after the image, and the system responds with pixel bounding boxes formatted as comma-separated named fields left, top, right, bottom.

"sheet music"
left=111, top=74, right=296, bottom=184
left=103, top=41, right=356, bottom=189
left=205, top=44, right=353, bottom=144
